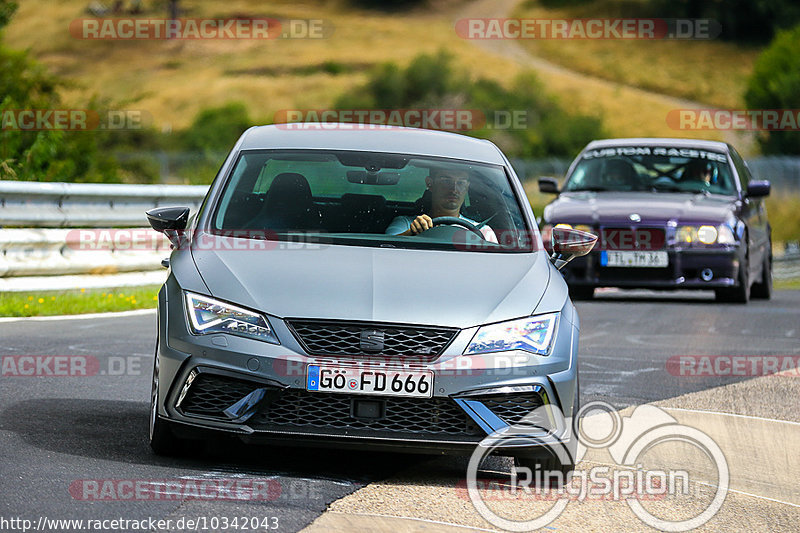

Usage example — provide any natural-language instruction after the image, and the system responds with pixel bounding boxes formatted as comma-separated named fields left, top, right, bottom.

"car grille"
left=286, top=319, right=458, bottom=358
left=252, top=389, right=483, bottom=437
left=177, top=373, right=549, bottom=437
left=179, top=373, right=263, bottom=418
left=475, top=393, right=551, bottom=429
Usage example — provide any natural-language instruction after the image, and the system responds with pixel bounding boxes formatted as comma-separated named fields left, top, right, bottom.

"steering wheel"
left=430, top=216, right=486, bottom=240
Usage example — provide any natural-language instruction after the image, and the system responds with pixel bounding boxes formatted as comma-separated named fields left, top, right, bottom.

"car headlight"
left=676, top=224, right=735, bottom=245
left=464, top=313, right=559, bottom=356
left=185, top=292, right=279, bottom=344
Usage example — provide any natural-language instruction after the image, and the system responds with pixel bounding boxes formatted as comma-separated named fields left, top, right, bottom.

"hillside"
left=4, top=0, right=762, bottom=151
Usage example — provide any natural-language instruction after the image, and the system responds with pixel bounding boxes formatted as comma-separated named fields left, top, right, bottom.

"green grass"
left=0, top=285, right=160, bottom=317
left=766, top=192, right=800, bottom=245
left=775, top=278, right=800, bottom=290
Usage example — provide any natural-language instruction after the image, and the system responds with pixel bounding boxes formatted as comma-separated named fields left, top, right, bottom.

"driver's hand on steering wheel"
left=409, top=214, right=433, bottom=235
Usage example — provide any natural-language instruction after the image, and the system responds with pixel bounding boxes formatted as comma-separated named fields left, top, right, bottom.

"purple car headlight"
left=676, top=224, right=735, bottom=245
left=464, top=313, right=559, bottom=356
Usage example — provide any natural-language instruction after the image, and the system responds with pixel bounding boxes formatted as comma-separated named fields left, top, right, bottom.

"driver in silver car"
left=385, top=167, right=498, bottom=242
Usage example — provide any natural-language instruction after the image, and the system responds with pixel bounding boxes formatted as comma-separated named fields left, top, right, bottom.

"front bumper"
left=154, top=274, right=580, bottom=460
left=562, top=247, right=743, bottom=290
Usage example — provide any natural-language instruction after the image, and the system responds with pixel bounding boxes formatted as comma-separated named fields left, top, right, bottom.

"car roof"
left=238, top=123, right=506, bottom=164
left=583, top=137, right=730, bottom=153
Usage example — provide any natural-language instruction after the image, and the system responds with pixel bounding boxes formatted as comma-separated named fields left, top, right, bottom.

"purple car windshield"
left=565, top=147, right=736, bottom=196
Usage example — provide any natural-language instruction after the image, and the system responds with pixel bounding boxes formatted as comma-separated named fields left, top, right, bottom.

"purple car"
left=539, top=138, right=772, bottom=303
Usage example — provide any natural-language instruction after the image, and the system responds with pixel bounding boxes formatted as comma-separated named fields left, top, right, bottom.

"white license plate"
left=602, top=250, right=668, bottom=268
left=306, top=365, right=433, bottom=398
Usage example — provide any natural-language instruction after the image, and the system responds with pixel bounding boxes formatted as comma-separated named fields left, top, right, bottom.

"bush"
left=745, top=25, right=800, bottom=155
left=1, top=5, right=126, bottom=182
left=335, top=51, right=604, bottom=158
left=179, top=102, right=251, bottom=156
left=0, top=76, right=122, bottom=182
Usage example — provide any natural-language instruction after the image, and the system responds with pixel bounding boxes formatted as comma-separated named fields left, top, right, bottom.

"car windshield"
left=210, top=150, right=533, bottom=252
left=564, top=146, right=737, bottom=196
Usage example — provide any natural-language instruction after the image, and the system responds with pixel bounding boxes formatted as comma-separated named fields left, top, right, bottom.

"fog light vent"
left=701, top=268, right=714, bottom=281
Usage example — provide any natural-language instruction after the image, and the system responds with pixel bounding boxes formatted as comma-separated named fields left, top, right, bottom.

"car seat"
left=251, top=172, right=321, bottom=231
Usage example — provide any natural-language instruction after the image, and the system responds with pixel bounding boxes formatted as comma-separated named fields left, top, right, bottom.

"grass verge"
left=0, top=285, right=160, bottom=317
left=775, top=278, right=800, bottom=290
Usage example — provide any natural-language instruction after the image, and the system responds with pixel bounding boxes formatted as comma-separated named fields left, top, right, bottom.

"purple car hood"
left=544, top=192, right=736, bottom=225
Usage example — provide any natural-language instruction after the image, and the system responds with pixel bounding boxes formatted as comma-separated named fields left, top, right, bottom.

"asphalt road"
left=1, top=289, right=798, bottom=532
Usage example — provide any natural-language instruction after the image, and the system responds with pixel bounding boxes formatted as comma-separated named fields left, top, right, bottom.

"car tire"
left=751, top=250, right=772, bottom=300
left=715, top=250, right=750, bottom=303
left=149, top=347, right=184, bottom=456
left=569, top=286, right=594, bottom=300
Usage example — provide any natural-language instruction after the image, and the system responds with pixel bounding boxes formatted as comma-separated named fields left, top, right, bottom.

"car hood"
left=544, top=192, right=737, bottom=225
left=189, top=238, right=552, bottom=329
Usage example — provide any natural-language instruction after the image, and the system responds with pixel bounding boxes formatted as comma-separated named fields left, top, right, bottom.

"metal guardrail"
left=0, top=180, right=207, bottom=228
left=0, top=228, right=171, bottom=278
left=0, top=180, right=206, bottom=282
left=775, top=250, right=800, bottom=280
left=0, top=179, right=798, bottom=286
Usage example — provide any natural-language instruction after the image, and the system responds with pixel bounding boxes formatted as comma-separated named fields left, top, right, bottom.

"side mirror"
left=538, top=176, right=560, bottom=195
left=550, top=227, right=597, bottom=270
left=146, top=206, right=190, bottom=247
left=746, top=180, right=770, bottom=198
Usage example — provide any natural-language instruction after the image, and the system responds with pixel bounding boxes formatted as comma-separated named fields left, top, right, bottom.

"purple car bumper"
left=561, top=247, right=743, bottom=290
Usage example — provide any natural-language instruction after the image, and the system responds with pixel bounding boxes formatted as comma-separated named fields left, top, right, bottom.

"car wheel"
left=751, top=250, right=772, bottom=300
left=149, top=347, right=183, bottom=456
left=715, top=250, right=750, bottom=303
left=569, top=286, right=594, bottom=300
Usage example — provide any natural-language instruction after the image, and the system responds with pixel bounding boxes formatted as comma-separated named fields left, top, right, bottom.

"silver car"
left=146, top=124, right=595, bottom=474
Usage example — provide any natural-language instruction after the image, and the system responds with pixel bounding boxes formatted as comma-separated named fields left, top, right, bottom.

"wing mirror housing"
left=146, top=206, right=190, bottom=248
left=746, top=180, right=770, bottom=198
left=550, top=227, right=597, bottom=270
left=538, top=176, right=560, bottom=195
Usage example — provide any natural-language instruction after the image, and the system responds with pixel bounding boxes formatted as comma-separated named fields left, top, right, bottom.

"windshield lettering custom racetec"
left=211, top=150, right=533, bottom=252
left=565, top=146, right=736, bottom=195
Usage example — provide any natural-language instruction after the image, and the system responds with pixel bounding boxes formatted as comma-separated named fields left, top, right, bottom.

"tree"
left=745, top=24, right=800, bottom=154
